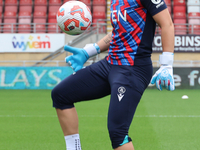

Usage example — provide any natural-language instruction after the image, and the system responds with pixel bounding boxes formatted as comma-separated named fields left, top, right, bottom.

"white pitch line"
left=0, top=115, right=57, bottom=118
left=135, top=115, right=200, bottom=118
left=0, top=115, right=200, bottom=118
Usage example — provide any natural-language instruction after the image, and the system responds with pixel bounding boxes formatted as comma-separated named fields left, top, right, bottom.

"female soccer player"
left=51, top=0, right=175, bottom=149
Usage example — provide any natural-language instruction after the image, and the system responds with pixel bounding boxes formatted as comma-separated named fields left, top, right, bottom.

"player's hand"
left=150, top=52, right=175, bottom=91
left=64, top=43, right=100, bottom=72
left=150, top=65, right=175, bottom=91
left=64, top=45, right=89, bottom=72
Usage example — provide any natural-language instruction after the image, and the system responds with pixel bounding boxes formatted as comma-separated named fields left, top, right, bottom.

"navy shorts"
left=51, top=57, right=153, bottom=148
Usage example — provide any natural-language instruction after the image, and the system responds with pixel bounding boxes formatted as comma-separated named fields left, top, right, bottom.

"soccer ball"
left=57, top=1, right=92, bottom=35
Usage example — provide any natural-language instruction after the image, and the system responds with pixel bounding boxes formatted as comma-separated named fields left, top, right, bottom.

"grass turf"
left=0, top=89, right=199, bottom=150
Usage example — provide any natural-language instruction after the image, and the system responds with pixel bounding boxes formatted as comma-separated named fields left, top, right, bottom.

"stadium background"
left=0, top=1, right=200, bottom=150
left=0, top=0, right=200, bottom=89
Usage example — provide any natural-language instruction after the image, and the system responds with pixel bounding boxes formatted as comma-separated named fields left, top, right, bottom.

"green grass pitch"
left=0, top=89, right=200, bottom=150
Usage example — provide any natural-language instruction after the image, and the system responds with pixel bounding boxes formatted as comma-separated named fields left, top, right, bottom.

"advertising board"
left=153, top=35, right=200, bottom=52
left=0, top=67, right=200, bottom=89
left=0, top=67, right=73, bottom=89
left=149, top=67, right=200, bottom=89
left=0, top=34, right=65, bottom=52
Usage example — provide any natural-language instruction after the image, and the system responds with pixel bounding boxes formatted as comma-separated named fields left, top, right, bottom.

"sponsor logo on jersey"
left=151, top=0, right=161, bottom=4
left=151, top=0, right=164, bottom=8
left=111, top=10, right=127, bottom=22
left=117, top=86, right=126, bottom=102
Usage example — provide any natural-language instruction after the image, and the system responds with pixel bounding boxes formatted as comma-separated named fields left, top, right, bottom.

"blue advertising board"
left=0, top=67, right=73, bottom=89
left=1, top=67, right=200, bottom=89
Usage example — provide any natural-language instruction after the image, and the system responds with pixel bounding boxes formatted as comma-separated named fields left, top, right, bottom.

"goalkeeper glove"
left=64, top=43, right=100, bottom=72
left=150, top=52, right=175, bottom=91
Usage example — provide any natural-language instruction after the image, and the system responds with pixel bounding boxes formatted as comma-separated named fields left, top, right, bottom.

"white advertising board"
left=0, top=34, right=65, bottom=52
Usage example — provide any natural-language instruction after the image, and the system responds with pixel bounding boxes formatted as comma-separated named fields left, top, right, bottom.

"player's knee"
left=51, top=86, right=61, bottom=106
left=51, top=86, right=59, bottom=102
left=108, top=126, right=132, bottom=149
left=51, top=86, right=74, bottom=109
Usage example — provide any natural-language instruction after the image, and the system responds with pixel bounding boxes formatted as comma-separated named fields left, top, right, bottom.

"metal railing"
left=0, top=60, right=200, bottom=67
left=0, top=22, right=63, bottom=33
left=1, top=22, right=200, bottom=34
left=0, top=60, right=96, bottom=67
left=0, top=60, right=66, bottom=67
left=32, top=25, right=99, bottom=66
left=0, top=21, right=200, bottom=67
left=0, top=22, right=108, bottom=33
left=153, top=60, right=200, bottom=67
left=156, top=23, right=200, bottom=35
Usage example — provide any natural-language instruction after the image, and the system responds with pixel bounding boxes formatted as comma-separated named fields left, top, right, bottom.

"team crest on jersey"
left=117, top=86, right=126, bottom=102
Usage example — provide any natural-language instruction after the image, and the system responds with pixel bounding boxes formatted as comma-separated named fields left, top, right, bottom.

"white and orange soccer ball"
left=57, top=1, right=92, bottom=35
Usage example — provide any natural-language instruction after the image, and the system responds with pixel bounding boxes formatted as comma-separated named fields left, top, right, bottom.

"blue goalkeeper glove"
left=64, top=43, right=100, bottom=72
left=150, top=52, right=175, bottom=91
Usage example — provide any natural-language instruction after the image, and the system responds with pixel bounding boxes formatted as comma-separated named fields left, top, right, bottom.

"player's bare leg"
left=56, top=108, right=79, bottom=135
left=115, top=142, right=135, bottom=150
left=56, top=107, right=81, bottom=150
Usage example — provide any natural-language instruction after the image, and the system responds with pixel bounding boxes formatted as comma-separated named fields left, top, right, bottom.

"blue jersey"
left=107, top=0, right=167, bottom=66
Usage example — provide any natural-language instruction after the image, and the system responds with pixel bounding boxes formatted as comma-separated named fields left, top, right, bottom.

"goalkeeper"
left=51, top=0, right=175, bottom=149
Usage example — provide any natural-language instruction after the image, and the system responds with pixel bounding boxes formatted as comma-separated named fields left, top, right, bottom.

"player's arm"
left=151, top=8, right=175, bottom=91
left=96, top=32, right=112, bottom=52
left=64, top=32, right=112, bottom=72
left=153, top=8, right=174, bottom=53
